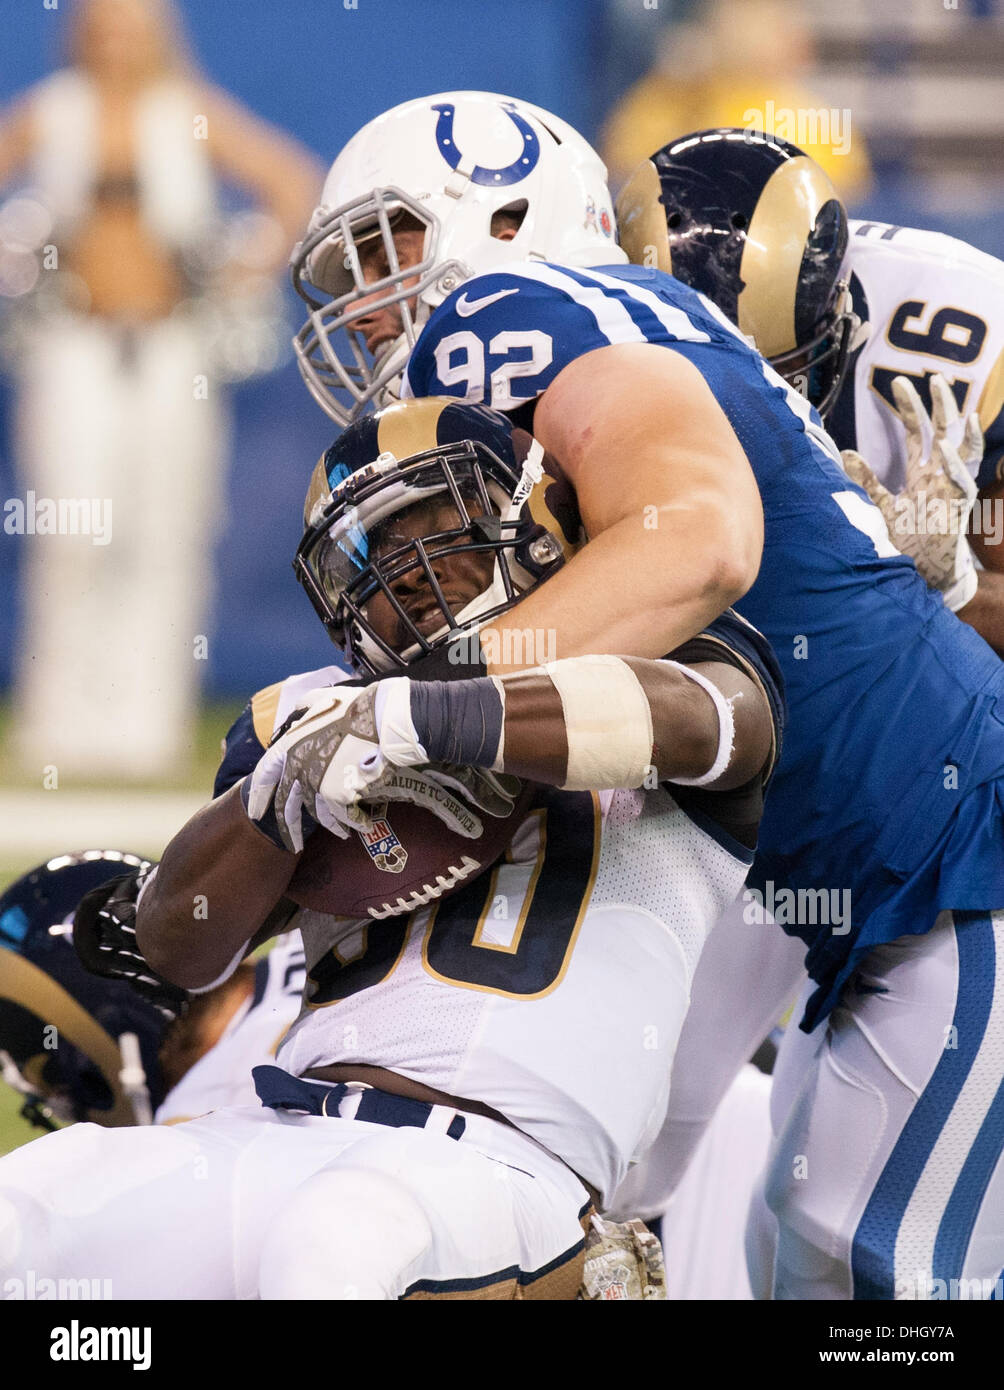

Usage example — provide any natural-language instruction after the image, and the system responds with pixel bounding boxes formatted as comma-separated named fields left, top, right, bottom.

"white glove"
left=246, top=683, right=519, bottom=852
left=841, top=373, right=983, bottom=612
left=363, top=761, right=521, bottom=823
left=246, top=685, right=384, bottom=851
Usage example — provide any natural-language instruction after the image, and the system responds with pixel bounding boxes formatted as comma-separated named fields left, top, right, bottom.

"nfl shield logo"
left=355, top=803, right=408, bottom=874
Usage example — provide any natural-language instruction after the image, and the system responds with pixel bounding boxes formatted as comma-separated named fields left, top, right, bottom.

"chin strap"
left=847, top=309, right=871, bottom=355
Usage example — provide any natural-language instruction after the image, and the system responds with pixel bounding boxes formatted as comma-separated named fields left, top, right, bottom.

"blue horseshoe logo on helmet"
left=431, top=102, right=539, bottom=186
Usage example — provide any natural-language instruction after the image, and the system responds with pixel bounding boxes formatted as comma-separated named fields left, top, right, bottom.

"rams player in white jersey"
left=832, top=220, right=1004, bottom=646
left=0, top=397, right=783, bottom=1300
left=0, top=851, right=305, bottom=1132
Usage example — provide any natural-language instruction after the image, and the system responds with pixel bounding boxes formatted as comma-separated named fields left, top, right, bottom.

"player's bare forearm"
left=486, top=342, right=763, bottom=676
left=954, top=570, right=1004, bottom=657
left=408, top=657, right=773, bottom=791
left=136, top=784, right=299, bottom=990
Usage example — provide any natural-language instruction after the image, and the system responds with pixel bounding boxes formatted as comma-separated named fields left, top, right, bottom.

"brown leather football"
left=286, top=780, right=535, bottom=920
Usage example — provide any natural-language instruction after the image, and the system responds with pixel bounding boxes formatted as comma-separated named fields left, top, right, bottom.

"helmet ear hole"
left=491, top=200, right=528, bottom=240
left=667, top=211, right=683, bottom=230
left=730, top=212, right=747, bottom=231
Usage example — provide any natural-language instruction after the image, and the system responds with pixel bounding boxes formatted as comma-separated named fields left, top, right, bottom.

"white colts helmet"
left=291, top=91, right=626, bottom=426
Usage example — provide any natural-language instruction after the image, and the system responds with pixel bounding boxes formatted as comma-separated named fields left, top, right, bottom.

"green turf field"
left=0, top=1075, right=47, bottom=1155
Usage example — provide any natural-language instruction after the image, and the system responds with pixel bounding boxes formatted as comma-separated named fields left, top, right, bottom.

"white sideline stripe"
left=0, top=789, right=205, bottom=859
left=894, top=910, right=1004, bottom=1291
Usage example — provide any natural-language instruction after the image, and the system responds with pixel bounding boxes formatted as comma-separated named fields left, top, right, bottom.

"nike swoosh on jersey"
left=455, top=288, right=519, bottom=316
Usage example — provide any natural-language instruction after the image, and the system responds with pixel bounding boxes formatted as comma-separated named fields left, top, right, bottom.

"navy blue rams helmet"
left=0, top=851, right=166, bottom=1130
left=294, top=397, right=583, bottom=676
left=616, top=128, right=854, bottom=416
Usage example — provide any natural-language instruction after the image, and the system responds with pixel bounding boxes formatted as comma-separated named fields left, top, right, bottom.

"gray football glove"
left=842, top=372, right=983, bottom=611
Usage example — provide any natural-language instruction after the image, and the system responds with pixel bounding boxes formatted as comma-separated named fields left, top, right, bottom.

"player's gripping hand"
left=841, top=372, right=983, bottom=611
left=245, top=685, right=391, bottom=852
left=244, top=682, right=518, bottom=853
left=74, top=868, right=189, bottom=1022
left=360, top=761, right=521, bottom=834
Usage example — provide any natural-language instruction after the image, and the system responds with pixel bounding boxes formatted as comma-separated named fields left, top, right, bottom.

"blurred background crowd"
left=0, top=0, right=1002, bottom=858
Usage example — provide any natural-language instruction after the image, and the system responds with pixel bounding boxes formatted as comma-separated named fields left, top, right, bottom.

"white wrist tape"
left=659, top=659, right=736, bottom=787
left=541, top=656, right=653, bottom=790
left=373, top=676, right=429, bottom=767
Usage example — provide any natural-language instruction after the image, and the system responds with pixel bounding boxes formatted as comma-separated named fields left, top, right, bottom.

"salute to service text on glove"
left=243, top=681, right=520, bottom=854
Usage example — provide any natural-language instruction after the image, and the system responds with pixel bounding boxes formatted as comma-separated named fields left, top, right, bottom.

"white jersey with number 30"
left=278, top=781, right=751, bottom=1205
left=234, top=664, right=760, bottom=1206
left=835, top=220, right=1004, bottom=492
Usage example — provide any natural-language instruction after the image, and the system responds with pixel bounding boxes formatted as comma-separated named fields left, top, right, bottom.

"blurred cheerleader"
left=0, top=0, right=321, bottom=780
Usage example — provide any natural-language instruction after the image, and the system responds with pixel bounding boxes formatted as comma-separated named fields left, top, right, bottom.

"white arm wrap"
left=540, top=655, right=654, bottom=790
left=658, top=659, right=736, bottom=787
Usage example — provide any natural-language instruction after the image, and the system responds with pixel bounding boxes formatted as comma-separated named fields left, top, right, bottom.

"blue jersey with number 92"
left=405, top=260, right=1004, bottom=1028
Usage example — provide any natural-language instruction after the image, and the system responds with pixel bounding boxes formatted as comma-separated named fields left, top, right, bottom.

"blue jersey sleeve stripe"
left=552, top=263, right=714, bottom=348
left=504, top=262, right=643, bottom=345
left=545, top=263, right=671, bottom=346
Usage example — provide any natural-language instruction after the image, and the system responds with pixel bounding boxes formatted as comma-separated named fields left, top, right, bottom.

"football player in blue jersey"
left=285, top=93, right=1004, bottom=1301
left=291, top=92, right=765, bottom=672
left=615, top=128, right=1004, bottom=1301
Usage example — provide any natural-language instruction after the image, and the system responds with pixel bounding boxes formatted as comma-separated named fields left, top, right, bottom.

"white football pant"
left=0, top=1099, right=591, bottom=1299
left=747, top=910, right=1004, bottom=1300
left=608, top=893, right=805, bottom=1219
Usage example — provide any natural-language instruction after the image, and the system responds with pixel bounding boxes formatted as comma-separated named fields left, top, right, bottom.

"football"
left=285, top=779, right=535, bottom=919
